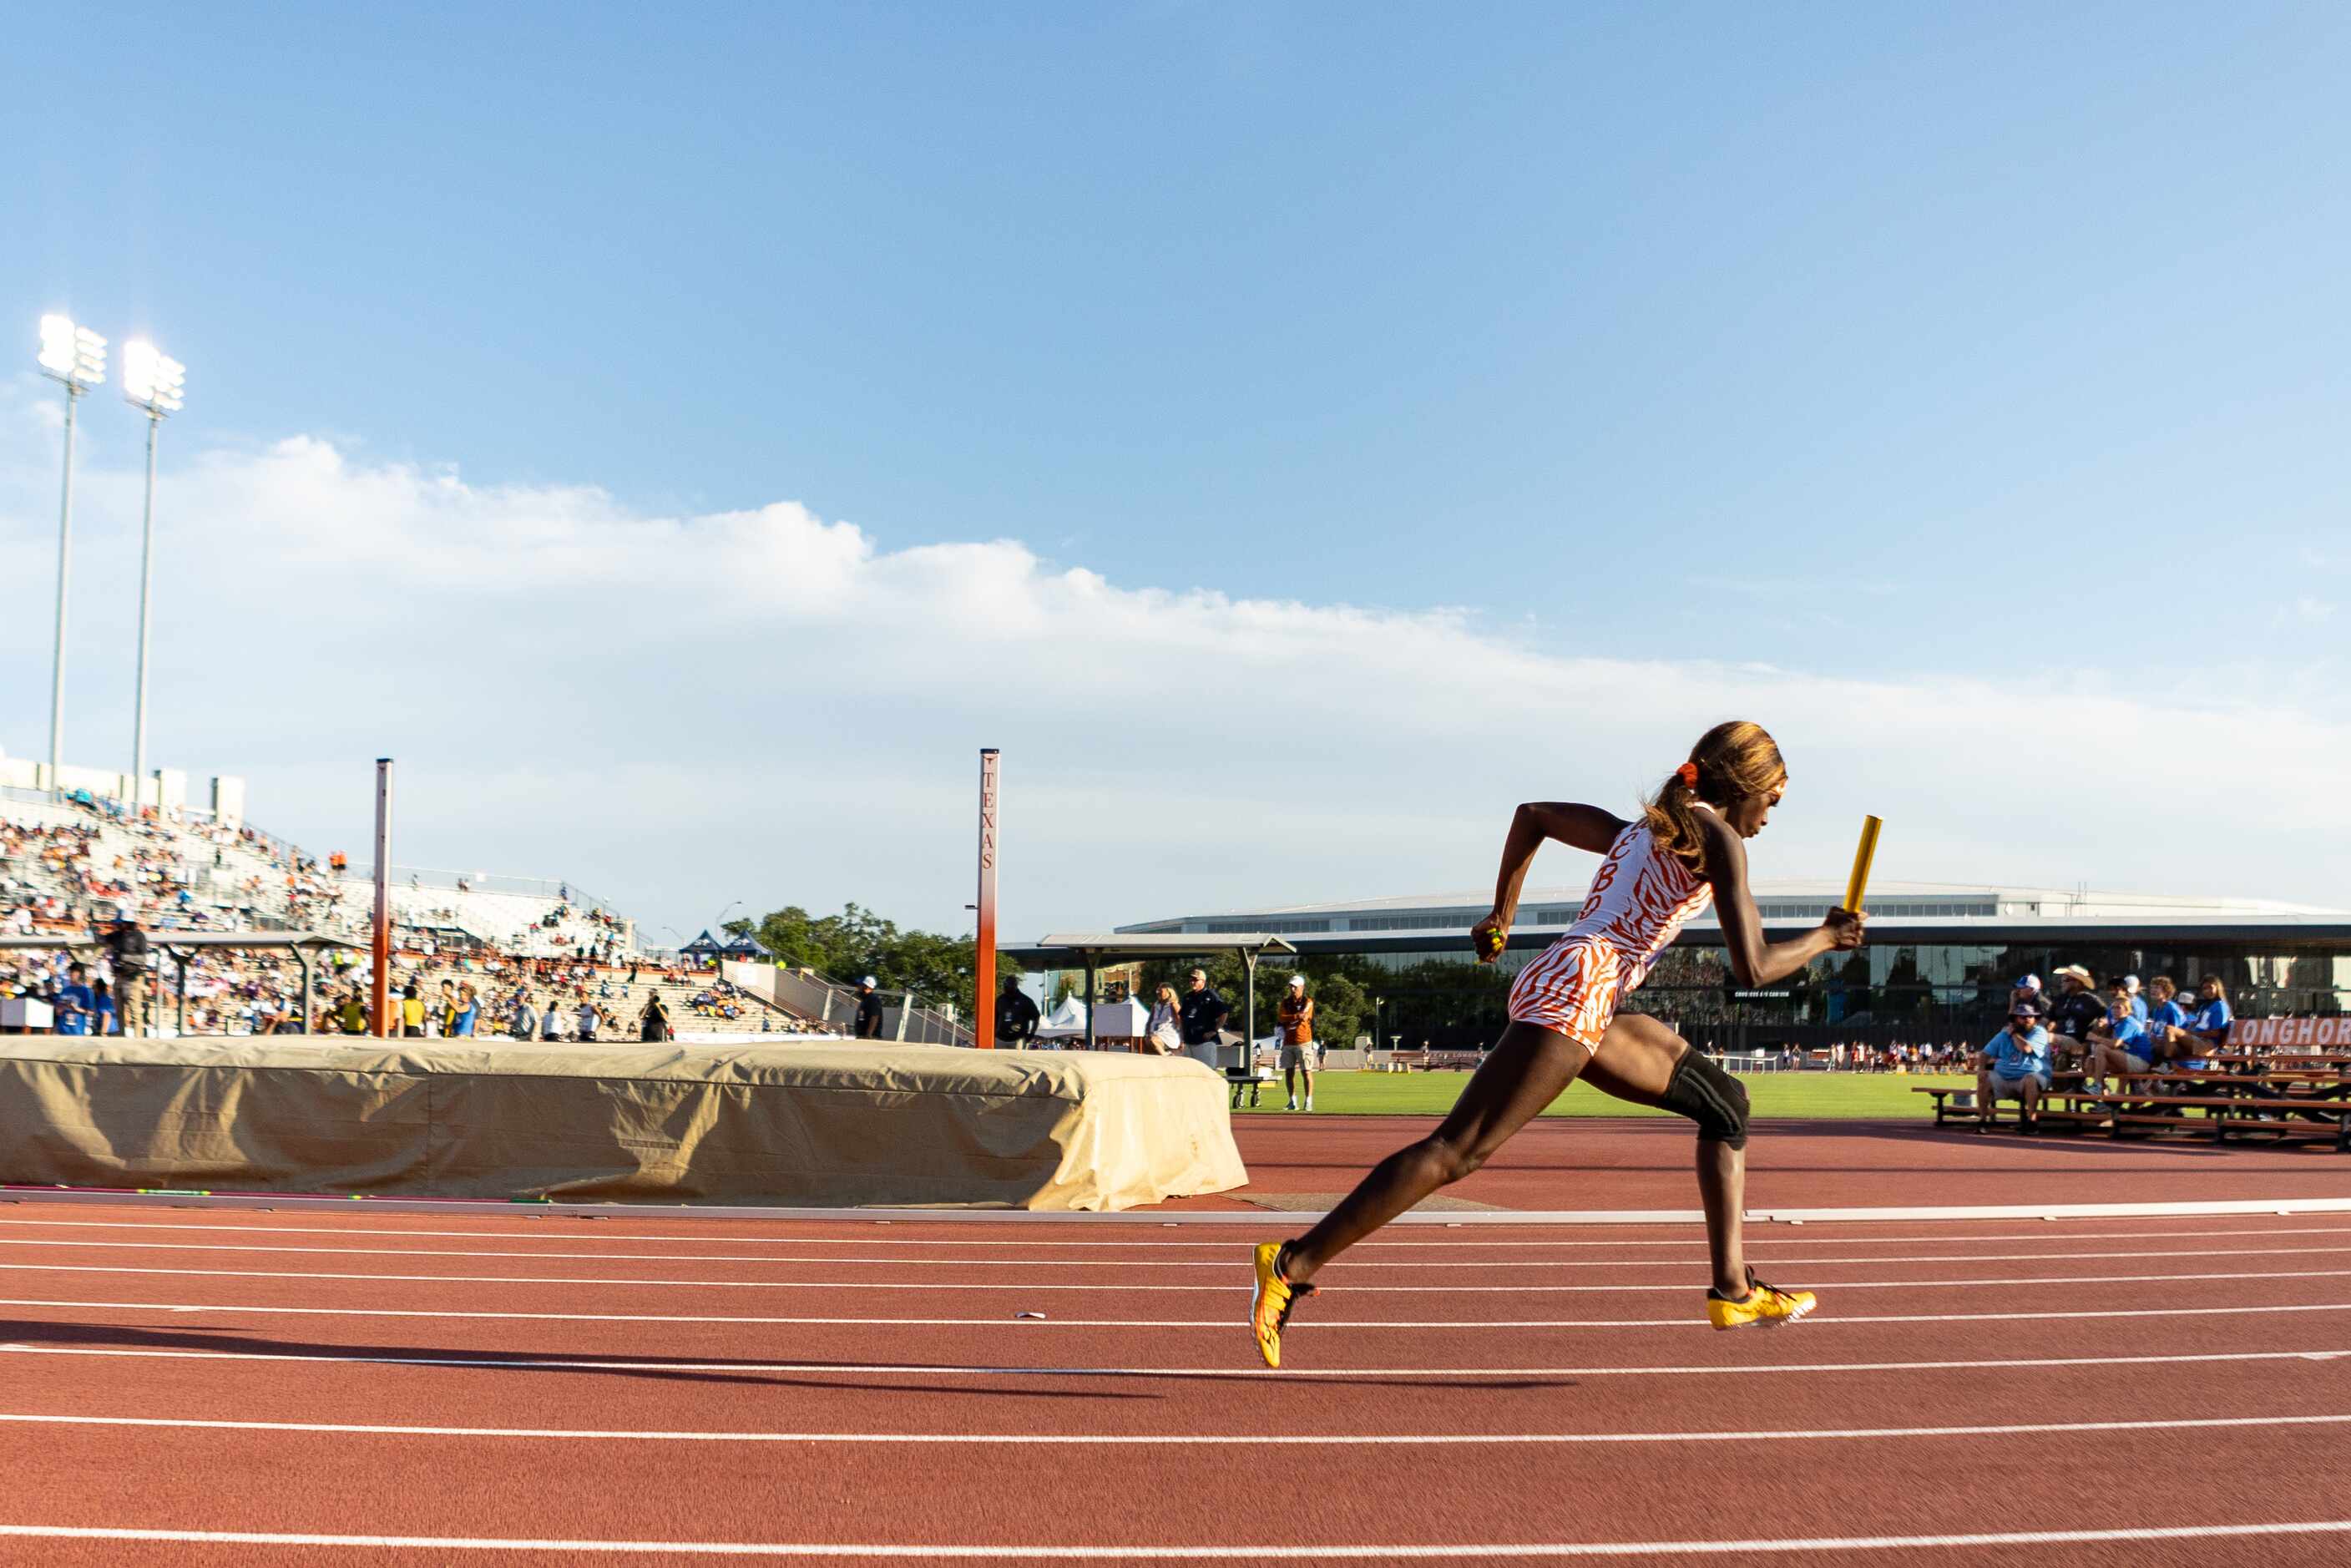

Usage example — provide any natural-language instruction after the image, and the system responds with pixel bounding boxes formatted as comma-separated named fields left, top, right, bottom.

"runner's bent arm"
left=1474, top=803, right=1630, bottom=959
left=1701, top=813, right=1863, bottom=987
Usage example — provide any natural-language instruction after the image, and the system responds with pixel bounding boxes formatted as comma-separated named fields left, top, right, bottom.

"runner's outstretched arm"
left=1698, top=813, right=1863, bottom=987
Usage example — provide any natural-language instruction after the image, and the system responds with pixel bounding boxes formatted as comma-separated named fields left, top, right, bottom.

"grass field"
left=1232, top=1069, right=1970, bottom=1119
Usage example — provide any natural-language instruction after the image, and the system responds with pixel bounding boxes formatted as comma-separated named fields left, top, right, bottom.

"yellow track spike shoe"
left=1250, top=1241, right=1315, bottom=1368
left=1706, top=1268, right=1817, bottom=1330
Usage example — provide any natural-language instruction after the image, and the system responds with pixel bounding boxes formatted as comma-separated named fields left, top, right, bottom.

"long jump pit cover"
left=0, top=1037, right=1247, bottom=1211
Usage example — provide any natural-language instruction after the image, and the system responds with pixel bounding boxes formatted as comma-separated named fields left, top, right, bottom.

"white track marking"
left=3, top=1520, right=2349, bottom=1557
left=7, top=1237, right=2350, bottom=1269
left=2, top=1408, right=2346, bottom=1446
left=5, top=1260, right=2350, bottom=1292
left=10, top=1294, right=2351, bottom=1331
left=1, top=1343, right=2343, bottom=1378
left=8, top=1216, right=2348, bottom=1251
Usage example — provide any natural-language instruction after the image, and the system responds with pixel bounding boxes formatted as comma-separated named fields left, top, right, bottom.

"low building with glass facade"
left=1112, top=882, right=2351, bottom=1049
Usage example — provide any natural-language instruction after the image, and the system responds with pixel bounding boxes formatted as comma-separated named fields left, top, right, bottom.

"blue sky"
left=3, top=3, right=2346, bottom=935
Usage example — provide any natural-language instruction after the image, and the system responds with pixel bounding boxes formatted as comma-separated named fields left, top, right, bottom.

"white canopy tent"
left=1034, top=996, right=1093, bottom=1039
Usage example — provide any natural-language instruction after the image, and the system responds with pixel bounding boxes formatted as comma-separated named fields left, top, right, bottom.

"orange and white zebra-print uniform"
left=1506, top=819, right=1714, bottom=1050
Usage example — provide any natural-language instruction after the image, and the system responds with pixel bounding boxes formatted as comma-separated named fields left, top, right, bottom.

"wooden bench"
left=1924, top=1073, right=2351, bottom=1151
left=1914, top=1077, right=2103, bottom=1130
left=1397, top=1049, right=1486, bottom=1072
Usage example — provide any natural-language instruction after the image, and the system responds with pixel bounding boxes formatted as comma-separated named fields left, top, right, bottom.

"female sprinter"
left=1249, top=720, right=1867, bottom=1367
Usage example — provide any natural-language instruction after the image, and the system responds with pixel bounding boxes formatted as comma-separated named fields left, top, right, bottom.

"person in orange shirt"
left=1278, top=974, right=1317, bottom=1112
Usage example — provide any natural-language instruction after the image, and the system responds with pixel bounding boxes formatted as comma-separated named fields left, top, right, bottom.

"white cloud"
left=3, top=392, right=2345, bottom=938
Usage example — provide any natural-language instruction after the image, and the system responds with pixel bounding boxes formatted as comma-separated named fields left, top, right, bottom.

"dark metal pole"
left=296, top=947, right=315, bottom=1036
left=1084, top=953, right=1098, bottom=1051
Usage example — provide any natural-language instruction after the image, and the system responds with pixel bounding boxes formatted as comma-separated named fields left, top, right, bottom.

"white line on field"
left=0, top=1343, right=2343, bottom=1379
left=2, top=1519, right=2349, bottom=1557
left=6, top=1237, right=2348, bottom=1270
left=9, top=1294, right=2351, bottom=1331
left=1, top=1408, right=2344, bottom=1446
left=4, top=1261, right=2348, bottom=1292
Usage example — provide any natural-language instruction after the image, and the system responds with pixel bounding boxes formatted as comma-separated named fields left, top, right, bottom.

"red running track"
left=1188, top=1115, right=2351, bottom=1211
left=4, top=1166, right=2351, bottom=1563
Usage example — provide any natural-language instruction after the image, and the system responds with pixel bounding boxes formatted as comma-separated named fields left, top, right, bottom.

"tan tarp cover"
left=0, top=1037, right=1247, bottom=1211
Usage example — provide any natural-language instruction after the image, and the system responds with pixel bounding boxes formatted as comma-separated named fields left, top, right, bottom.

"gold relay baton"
left=1843, top=815, right=1883, bottom=913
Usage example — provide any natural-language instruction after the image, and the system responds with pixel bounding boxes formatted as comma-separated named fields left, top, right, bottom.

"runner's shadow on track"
left=0, top=1320, right=1156, bottom=1400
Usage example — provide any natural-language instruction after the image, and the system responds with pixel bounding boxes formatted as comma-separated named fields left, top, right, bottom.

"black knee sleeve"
left=1663, top=1050, right=1750, bottom=1150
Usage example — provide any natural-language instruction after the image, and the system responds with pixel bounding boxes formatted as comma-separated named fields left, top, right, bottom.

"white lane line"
left=13, top=1295, right=2351, bottom=1331
left=3, top=1520, right=2349, bottom=1558
left=2, top=1343, right=2344, bottom=1379
left=6, top=1261, right=2350, bottom=1292
left=9, top=1216, right=2348, bottom=1251
left=3, top=1409, right=2348, bottom=1446
left=8, top=1237, right=2349, bottom=1269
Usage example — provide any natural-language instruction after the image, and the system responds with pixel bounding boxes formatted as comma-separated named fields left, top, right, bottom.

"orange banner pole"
left=975, top=748, right=999, bottom=1050
left=372, top=757, right=393, bottom=1037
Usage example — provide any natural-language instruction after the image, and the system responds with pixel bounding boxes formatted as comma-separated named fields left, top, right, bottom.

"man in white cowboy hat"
left=1277, top=974, right=1317, bottom=1112
left=2045, top=964, right=2106, bottom=1071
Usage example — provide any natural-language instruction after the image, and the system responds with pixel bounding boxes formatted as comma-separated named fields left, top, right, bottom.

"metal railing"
left=342, top=866, right=629, bottom=923
left=722, top=960, right=974, bottom=1047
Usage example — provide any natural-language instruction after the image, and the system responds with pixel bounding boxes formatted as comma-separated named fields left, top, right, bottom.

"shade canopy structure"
left=1003, top=933, right=1299, bottom=1055
left=0, top=930, right=367, bottom=1036
left=679, top=930, right=726, bottom=957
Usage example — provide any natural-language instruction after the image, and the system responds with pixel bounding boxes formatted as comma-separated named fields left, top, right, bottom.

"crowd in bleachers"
left=3, top=795, right=351, bottom=938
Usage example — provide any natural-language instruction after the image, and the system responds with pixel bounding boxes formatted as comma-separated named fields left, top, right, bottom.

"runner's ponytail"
left=1641, top=721, right=1788, bottom=873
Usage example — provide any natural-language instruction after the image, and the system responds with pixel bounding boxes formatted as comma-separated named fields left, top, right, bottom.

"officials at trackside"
left=1278, top=974, right=1317, bottom=1111
left=853, top=976, right=887, bottom=1040
left=1178, top=968, right=1227, bottom=1071
left=97, top=912, right=152, bottom=1038
left=995, top=974, right=1040, bottom=1048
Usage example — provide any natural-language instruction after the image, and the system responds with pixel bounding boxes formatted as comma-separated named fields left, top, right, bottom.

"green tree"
left=730, top=903, right=1019, bottom=1020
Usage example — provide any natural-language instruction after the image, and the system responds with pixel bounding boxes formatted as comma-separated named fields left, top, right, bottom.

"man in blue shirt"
left=1975, top=1001, right=2053, bottom=1131
left=53, top=964, right=96, bottom=1036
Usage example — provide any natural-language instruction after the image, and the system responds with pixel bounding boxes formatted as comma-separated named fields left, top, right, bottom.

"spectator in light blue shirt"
left=2187, top=977, right=2233, bottom=1057
left=1975, top=1002, right=2053, bottom=1131
left=2086, top=980, right=2153, bottom=1089
left=2142, top=976, right=2194, bottom=1065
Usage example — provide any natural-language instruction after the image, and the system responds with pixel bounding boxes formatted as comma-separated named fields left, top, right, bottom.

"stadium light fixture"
left=122, top=338, right=185, bottom=415
left=121, top=338, right=188, bottom=807
left=36, top=315, right=107, bottom=798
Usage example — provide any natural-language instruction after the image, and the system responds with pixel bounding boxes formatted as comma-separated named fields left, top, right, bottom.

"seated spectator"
left=2120, top=974, right=2149, bottom=1021
left=1975, top=1000, right=2053, bottom=1132
left=2135, top=975, right=2192, bottom=1060
left=2043, top=964, right=2106, bottom=1071
left=2083, top=979, right=2153, bottom=1090
left=2010, top=974, right=2042, bottom=1014
left=2186, top=977, right=2233, bottom=1056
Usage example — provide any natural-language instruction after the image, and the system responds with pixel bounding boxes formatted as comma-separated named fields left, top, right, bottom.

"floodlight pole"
left=975, top=748, right=999, bottom=1050
left=372, top=759, right=394, bottom=1037
left=48, top=382, right=82, bottom=797
left=129, top=410, right=161, bottom=803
